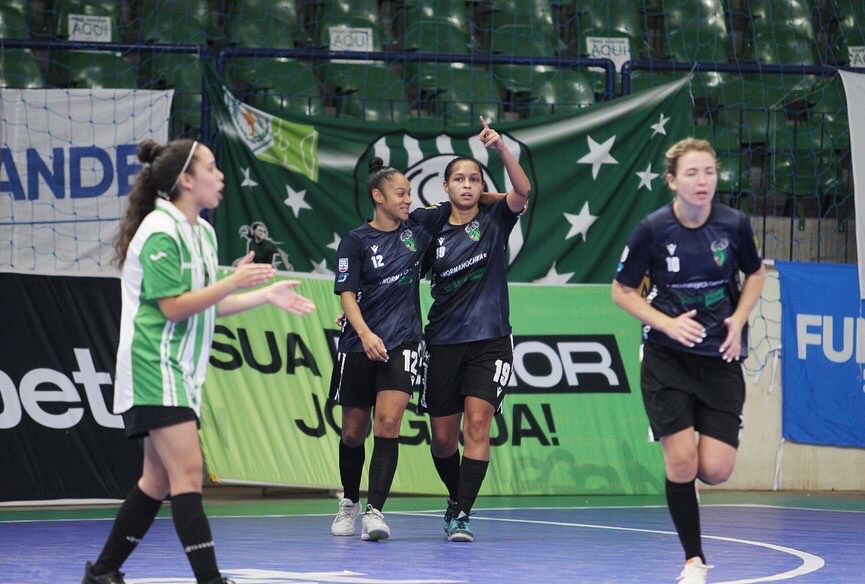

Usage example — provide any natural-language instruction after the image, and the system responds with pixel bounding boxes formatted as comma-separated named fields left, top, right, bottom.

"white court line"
left=0, top=505, right=831, bottom=582
left=393, top=511, right=825, bottom=584
left=1, top=503, right=863, bottom=524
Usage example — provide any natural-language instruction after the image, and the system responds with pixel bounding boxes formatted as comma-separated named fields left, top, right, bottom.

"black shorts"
left=640, top=342, right=745, bottom=448
left=420, top=336, right=513, bottom=417
left=329, top=340, right=422, bottom=408
left=122, top=406, right=199, bottom=440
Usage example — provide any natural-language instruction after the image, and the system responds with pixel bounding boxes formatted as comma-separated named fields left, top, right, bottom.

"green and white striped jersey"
left=114, top=199, right=219, bottom=416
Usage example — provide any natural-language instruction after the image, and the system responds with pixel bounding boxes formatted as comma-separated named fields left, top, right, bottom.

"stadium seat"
left=768, top=113, right=843, bottom=200
left=62, top=52, right=136, bottom=88
left=227, top=0, right=300, bottom=49
left=401, top=19, right=476, bottom=93
left=137, top=0, right=208, bottom=45
left=317, top=1, right=383, bottom=46
left=828, top=0, right=865, bottom=66
left=319, top=0, right=380, bottom=25
left=53, top=0, right=120, bottom=41
left=0, top=3, right=30, bottom=38
left=402, top=19, right=474, bottom=54
left=660, top=0, right=729, bottom=63
left=227, top=58, right=323, bottom=118
left=0, top=49, right=44, bottom=88
left=742, top=0, right=818, bottom=100
left=48, top=1, right=136, bottom=90
left=569, top=0, right=650, bottom=96
left=409, top=64, right=501, bottom=125
left=324, top=64, right=410, bottom=123
left=139, top=53, right=202, bottom=136
left=811, top=76, right=849, bottom=145
left=486, top=0, right=566, bottom=57
left=400, top=0, right=471, bottom=35
left=571, top=0, right=648, bottom=59
left=489, top=23, right=556, bottom=95
left=527, top=69, right=595, bottom=116
left=318, top=15, right=386, bottom=53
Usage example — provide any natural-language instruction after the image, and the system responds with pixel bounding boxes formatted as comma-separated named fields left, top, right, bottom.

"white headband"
left=169, top=141, right=198, bottom=194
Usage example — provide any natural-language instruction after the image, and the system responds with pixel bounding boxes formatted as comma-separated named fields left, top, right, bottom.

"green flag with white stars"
left=209, top=69, right=690, bottom=283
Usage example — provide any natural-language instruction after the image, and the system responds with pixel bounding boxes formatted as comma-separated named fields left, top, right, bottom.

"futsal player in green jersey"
left=82, top=139, right=315, bottom=584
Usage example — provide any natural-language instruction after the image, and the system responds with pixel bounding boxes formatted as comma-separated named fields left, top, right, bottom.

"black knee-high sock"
left=431, top=450, right=460, bottom=501
left=367, top=436, right=399, bottom=511
left=170, top=492, right=220, bottom=583
left=92, top=485, right=162, bottom=574
left=457, top=457, right=489, bottom=515
left=665, top=479, right=704, bottom=562
left=339, top=440, right=365, bottom=503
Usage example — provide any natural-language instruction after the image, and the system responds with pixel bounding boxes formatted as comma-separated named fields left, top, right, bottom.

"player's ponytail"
left=114, top=138, right=197, bottom=267
left=367, top=156, right=400, bottom=205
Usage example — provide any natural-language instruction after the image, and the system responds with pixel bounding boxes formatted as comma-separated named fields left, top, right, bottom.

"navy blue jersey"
left=335, top=204, right=450, bottom=353
left=615, top=202, right=762, bottom=357
left=425, top=199, right=520, bottom=344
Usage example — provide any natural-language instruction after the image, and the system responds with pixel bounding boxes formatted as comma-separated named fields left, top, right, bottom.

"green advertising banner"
left=200, top=276, right=664, bottom=495
left=207, top=67, right=690, bottom=283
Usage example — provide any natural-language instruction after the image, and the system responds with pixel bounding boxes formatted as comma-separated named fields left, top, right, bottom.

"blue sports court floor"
left=2, top=492, right=863, bottom=583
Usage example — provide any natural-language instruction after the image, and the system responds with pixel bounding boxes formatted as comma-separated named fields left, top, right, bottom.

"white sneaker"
left=330, top=498, right=360, bottom=536
left=361, top=504, right=390, bottom=541
left=677, top=557, right=712, bottom=583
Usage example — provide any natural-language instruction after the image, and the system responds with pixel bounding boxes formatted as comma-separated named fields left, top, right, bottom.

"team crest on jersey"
left=338, top=257, right=348, bottom=272
left=400, top=229, right=417, bottom=252
left=711, top=238, right=729, bottom=267
left=465, top=220, right=481, bottom=241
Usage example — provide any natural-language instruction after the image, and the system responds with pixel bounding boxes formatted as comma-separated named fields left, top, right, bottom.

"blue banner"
left=777, top=261, right=865, bottom=448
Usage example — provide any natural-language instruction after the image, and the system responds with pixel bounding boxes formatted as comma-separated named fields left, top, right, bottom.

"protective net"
left=0, top=0, right=857, bottom=275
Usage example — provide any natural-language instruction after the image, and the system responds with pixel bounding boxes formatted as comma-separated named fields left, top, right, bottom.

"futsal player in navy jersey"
left=612, top=138, right=765, bottom=583
left=328, top=157, right=453, bottom=541
left=421, top=117, right=530, bottom=542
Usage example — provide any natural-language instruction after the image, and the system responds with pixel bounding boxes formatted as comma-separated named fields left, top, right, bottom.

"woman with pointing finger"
left=421, top=116, right=531, bottom=543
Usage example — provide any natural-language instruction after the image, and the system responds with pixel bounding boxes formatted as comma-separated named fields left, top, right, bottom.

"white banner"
left=0, top=89, right=173, bottom=273
left=839, top=71, right=865, bottom=299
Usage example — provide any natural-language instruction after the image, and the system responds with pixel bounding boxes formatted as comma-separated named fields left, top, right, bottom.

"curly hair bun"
left=137, top=139, right=165, bottom=164
left=368, top=156, right=385, bottom=174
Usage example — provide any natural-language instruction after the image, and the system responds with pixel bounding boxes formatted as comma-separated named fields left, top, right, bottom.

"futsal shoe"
left=331, top=497, right=360, bottom=536
left=677, top=557, right=712, bottom=583
left=82, top=561, right=126, bottom=584
left=443, top=498, right=459, bottom=534
left=445, top=511, right=474, bottom=542
left=361, top=505, right=391, bottom=541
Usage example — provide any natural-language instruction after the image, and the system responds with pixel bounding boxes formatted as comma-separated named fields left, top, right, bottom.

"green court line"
left=1, top=492, right=863, bottom=523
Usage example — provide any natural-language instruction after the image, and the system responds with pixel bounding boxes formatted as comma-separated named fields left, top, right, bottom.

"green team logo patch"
left=711, top=238, right=729, bottom=267
left=465, top=220, right=481, bottom=241
left=400, top=229, right=417, bottom=251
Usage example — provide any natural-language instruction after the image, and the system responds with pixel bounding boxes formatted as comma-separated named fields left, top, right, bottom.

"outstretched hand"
left=479, top=115, right=504, bottom=151
left=266, top=280, right=316, bottom=315
left=228, top=252, right=275, bottom=290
